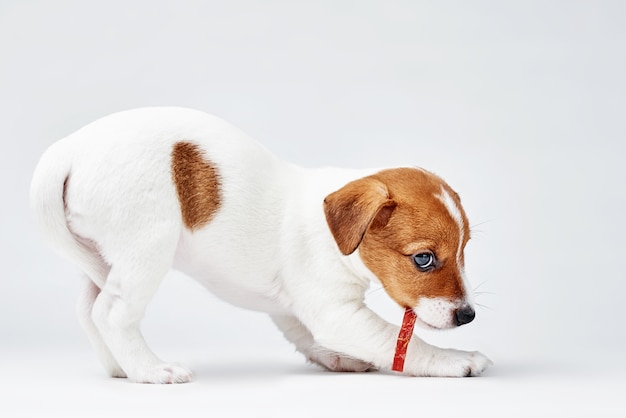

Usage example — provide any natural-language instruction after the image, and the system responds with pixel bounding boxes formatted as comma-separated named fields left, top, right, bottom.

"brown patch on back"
left=324, top=167, right=470, bottom=308
left=171, top=142, right=222, bottom=230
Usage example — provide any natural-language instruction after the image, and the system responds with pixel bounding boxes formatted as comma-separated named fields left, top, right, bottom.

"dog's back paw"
left=129, top=363, right=194, bottom=384
left=308, top=348, right=374, bottom=372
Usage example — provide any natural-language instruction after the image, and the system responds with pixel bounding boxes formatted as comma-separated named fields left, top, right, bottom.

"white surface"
left=2, top=345, right=625, bottom=418
left=1, top=0, right=625, bottom=416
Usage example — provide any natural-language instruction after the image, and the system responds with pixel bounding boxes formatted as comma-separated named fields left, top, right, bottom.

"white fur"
left=30, top=107, right=491, bottom=382
left=414, top=297, right=459, bottom=329
left=436, top=187, right=464, bottom=264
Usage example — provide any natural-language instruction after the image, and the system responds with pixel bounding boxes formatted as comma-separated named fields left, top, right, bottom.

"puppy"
left=30, top=107, right=491, bottom=383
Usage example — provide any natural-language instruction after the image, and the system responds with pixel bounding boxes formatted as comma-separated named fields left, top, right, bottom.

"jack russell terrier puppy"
left=31, top=107, right=492, bottom=383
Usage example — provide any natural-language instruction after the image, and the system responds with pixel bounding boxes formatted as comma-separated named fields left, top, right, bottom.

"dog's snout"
left=454, top=306, right=475, bottom=326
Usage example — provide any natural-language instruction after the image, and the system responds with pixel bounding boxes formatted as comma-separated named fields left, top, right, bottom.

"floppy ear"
left=323, top=177, right=396, bottom=255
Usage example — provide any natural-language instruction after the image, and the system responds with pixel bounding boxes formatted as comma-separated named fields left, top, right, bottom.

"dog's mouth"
left=411, top=297, right=473, bottom=329
left=414, top=316, right=441, bottom=330
left=408, top=304, right=444, bottom=329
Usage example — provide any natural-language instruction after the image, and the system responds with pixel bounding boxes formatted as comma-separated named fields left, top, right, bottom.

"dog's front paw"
left=409, top=349, right=492, bottom=377
left=130, top=363, right=194, bottom=384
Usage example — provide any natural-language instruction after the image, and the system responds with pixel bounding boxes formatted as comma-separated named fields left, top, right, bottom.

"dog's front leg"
left=272, top=315, right=374, bottom=372
left=302, top=304, right=491, bottom=377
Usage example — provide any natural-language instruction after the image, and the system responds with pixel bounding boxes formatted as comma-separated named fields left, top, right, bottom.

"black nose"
left=454, top=306, right=475, bottom=326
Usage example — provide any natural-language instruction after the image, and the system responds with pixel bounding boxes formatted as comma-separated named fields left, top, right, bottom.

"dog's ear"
left=324, top=177, right=396, bottom=255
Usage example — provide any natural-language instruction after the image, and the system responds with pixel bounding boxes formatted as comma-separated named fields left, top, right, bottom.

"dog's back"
left=32, top=107, right=299, bottom=298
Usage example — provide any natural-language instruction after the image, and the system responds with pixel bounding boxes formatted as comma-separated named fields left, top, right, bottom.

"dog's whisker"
left=475, top=302, right=493, bottom=311
left=470, top=219, right=494, bottom=229
left=470, top=219, right=494, bottom=238
left=473, top=280, right=489, bottom=292
left=474, top=291, right=497, bottom=296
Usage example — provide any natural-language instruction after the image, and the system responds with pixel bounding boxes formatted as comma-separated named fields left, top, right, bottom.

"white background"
left=1, top=0, right=625, bottom=416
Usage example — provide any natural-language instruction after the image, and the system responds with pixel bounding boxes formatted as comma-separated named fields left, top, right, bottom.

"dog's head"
left=324, top=167, right=475, bottom=330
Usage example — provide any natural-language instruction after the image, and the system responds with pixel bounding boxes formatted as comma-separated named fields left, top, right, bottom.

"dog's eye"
left=412, top=252, right=436, bottom=271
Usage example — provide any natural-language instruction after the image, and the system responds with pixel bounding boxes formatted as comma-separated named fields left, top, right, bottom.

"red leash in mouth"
left=392, top=307, right=417, bottom=372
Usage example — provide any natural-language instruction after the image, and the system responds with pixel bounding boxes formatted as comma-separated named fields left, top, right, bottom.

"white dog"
left=30, top=107, right=492, bottom=383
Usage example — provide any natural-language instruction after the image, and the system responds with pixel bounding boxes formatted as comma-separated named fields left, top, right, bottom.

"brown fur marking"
left=323, top=178, right=394, bottom=255
left=171, top=142, right=222, bottom=230
left=324, top=168, right=470, bottom=308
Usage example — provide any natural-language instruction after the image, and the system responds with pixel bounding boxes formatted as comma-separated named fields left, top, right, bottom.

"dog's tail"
left=30, top=139, right=108, bottom=283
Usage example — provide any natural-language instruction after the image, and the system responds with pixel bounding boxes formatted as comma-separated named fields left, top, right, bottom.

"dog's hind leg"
left=77, top=276, right=126, bottom=378
left=70, top=237, right=125, bottom=377
left=272, top=315, right=374, bottom=372
left=91, top=226, right=192, bottom=384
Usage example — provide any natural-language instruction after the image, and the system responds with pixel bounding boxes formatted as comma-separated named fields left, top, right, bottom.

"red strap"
left=392, top=308, right=417, bottom=372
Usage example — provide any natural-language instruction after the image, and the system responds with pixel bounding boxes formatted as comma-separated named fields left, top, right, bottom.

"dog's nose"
left=454, top=306, right=475, bottom=326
